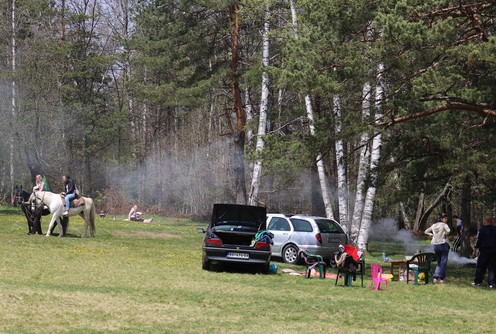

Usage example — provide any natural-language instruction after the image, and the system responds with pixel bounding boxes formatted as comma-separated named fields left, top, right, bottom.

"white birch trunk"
left=334, top=95, right=348, bottom=227
left=306, top=96, right=334, bottom=219
left=357, top=64, right=384, bottom=250
left=349, top=82, right=371, bottom=240
left=290, top=0, right=334, bottom=219
left=10, top=0, right=16, bottom=188
left=245, top=89, right=253, bottom=144
left=248, top=6, right=270, bottom=206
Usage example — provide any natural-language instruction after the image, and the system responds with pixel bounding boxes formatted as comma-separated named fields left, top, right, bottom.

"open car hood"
left=211, top=204, right=267, bottom=230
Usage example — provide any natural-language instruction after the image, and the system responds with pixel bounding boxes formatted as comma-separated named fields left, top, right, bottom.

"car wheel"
left=282, top=244, right=299, bottom=264
left=202, top=255, right=210, bottom=271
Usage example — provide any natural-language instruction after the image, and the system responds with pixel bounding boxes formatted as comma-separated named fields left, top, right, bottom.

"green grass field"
left=0, top=205, right=493, bottom=333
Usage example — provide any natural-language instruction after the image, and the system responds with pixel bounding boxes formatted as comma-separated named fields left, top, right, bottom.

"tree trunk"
left=356, top=64, right=384, bottom=249
left=308, top=97, right=334, bottom=219
left=413, top=192, right=425, bottom=232
left=248, top=6, right=270, bottom=206
left=229, top=2, right=247, bottom=204
left=334, top=95, right=348, bottom=227
left=349, top=82, right=371, bottom=238
left=413, top=180, right=452, bottom=235
left=10, top=0, right=17, bottom=192
left=244, top=89, right=253, bottom=144
left=460, top=174, right=473, bottom=257
left=399, top=202, right=410, bottom=229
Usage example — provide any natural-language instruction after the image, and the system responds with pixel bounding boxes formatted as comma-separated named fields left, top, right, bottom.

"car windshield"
left=315, top=219, right=344, bottom=233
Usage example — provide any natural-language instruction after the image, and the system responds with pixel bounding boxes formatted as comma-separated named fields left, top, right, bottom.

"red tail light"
left=206, top=238, right=222, bottom=247
left=254, top=241, right=270, bottom=250
left=315, top=233, right=322, bottom=244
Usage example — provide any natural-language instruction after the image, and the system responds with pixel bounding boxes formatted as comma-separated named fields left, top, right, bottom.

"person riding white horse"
left=61, top=175, right=78, bottom=216
left=30, top=188, right=96, bottom=237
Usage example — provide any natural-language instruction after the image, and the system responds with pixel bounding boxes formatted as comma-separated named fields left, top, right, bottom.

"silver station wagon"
left=266, top=214, right=348, bottom=264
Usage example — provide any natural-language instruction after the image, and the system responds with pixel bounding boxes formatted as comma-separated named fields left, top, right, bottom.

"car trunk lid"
left=210, top=204, right=267, bottom=246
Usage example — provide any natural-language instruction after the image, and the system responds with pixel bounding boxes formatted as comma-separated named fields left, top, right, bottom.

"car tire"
left=282, top=244, right=299, bottom=264
left=202, top=255, right=211, bottom=271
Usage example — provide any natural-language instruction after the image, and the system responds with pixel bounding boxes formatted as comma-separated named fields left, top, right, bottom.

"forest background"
left=1, top=0, right=496, bottom=253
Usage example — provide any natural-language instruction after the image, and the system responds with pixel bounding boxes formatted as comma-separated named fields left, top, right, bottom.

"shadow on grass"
left=0, top=208, right=22, bottom=216
left=207, top=262, right=272, bottom=275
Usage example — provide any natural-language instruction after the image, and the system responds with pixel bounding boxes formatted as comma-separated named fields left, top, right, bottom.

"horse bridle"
left=31, top=191, right=47, bottom=211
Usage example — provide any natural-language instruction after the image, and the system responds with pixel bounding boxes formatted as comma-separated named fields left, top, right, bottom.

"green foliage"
left=131, top=1, right=225, bottom=107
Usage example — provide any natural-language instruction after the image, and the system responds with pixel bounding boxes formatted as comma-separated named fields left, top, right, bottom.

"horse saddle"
left=73, top=197, right=85, bottom=207
left=60, top=194, right=85, bottom=208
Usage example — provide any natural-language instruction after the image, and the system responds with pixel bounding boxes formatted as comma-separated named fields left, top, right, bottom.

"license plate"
left=227, top=252, right=249, bottom=259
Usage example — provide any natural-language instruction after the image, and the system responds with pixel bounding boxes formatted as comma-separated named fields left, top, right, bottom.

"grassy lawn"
left=0, top=205, right=493, bottom=333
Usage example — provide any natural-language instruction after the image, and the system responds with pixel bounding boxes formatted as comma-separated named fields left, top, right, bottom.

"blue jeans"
left=65, top=193, right=75, bottom=211
left=433, top=243, right=450, bottom=279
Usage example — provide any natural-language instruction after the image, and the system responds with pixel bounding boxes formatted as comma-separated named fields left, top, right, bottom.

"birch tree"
left=357, top=63, right=384, bottom=249
left=248, top=4, right=270, bottom=206
left=334, top=95, right=348, bottom=227
left=349, top=83, right=371, bottom=239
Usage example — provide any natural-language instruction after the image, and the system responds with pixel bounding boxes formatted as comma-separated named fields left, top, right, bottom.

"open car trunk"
left=210, top=204, right=267, bottom=247
left=212, top=230, right=256, bottom=246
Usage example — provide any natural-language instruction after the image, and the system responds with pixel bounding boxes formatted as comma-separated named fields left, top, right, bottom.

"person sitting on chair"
left=61, top=175, right=77, bottom=216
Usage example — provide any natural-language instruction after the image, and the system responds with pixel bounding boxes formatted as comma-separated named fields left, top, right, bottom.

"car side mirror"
left=197, top=228, right=206, bottom=233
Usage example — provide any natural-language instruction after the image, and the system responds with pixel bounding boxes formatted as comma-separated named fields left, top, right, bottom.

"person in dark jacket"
left=61, top=175, right=78, bottom=216
left=452, top=215, right=463, bottom=253
left=471, top=217, right=496, bottom=288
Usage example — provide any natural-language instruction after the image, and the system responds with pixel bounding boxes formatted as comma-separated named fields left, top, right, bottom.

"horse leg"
left=80, top=211, right=88, bottom=238
left=46, top=215, right=59, bottom=237
left=23, top=207, right=33, bottom=234
left=33, top=209, right=43, bottom=235
left=57, top=216, right=64, bottom=237
left=61, top=216, right=69, bottom=236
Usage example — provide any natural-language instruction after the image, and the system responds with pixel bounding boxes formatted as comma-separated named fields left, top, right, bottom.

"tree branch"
left=380, top=103, right=496, bottom=127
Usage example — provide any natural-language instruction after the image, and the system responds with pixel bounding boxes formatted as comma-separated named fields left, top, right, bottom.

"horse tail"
left=90, top=199, right=96, bottom=236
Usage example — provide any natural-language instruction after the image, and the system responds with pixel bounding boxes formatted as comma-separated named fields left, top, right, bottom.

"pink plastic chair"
left=370, top=264, right=389, bottom=291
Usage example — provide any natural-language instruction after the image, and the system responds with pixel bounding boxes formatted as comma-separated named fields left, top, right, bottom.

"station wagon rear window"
left=315, top=219, right=344, bottom=233
left=290, top=219, right=313, bottom=232
left=268, top=217, right=291, bottom=231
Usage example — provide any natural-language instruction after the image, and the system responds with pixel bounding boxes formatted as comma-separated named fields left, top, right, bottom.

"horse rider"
left=34, top=174, right=45, bottom=192
left=61, top=175, right=78, bottom=216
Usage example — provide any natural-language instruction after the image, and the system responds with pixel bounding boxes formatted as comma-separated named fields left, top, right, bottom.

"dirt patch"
left=113, top=230, right=179, bottom=239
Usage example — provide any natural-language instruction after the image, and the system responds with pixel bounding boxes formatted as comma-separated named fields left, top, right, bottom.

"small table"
left=389, top=259, right=419, bottom=281
left=389, top=260, right=406, bottom=281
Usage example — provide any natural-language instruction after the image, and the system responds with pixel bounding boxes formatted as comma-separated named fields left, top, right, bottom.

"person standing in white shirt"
left=425, top=213, right=450, bottom=283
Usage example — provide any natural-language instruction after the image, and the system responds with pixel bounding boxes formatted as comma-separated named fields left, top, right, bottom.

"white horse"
left=30, top=191, right=96, bottom=237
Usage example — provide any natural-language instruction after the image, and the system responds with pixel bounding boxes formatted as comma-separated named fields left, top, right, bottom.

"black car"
left=201, top=203, right=271, bottom=273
